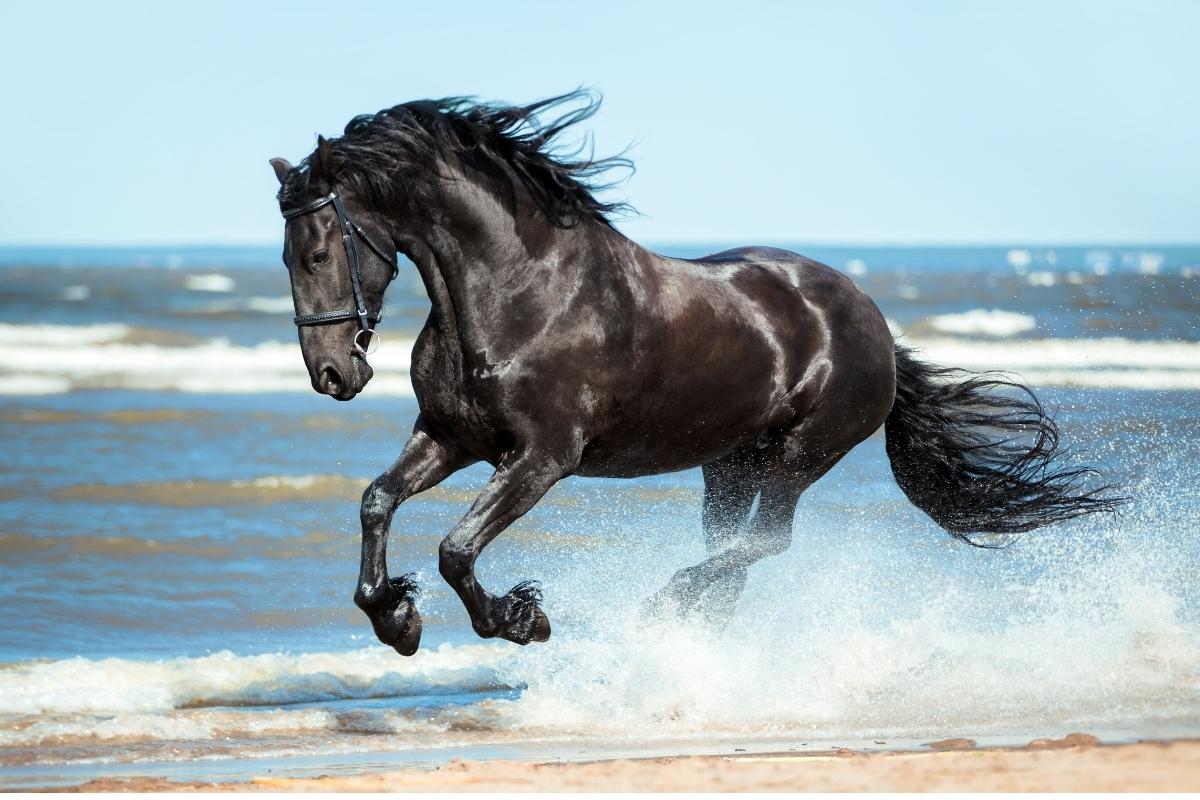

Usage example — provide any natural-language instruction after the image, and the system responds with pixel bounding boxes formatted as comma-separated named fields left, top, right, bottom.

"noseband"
left=281, top=192, right=398, bottom=357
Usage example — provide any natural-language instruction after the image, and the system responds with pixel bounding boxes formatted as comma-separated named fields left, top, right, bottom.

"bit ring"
left=354, top=328, right=380, bottom=357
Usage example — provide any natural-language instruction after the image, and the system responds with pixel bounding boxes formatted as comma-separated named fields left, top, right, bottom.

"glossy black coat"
left=270, top=98, right=1115, bottom=655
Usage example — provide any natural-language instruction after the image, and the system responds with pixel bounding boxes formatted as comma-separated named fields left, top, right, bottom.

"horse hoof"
left=495, top=582, right=552, bottom=645
left=642, top=565, right=702, bottom=622
left=642, top=585, right=692, bottom=622
left=372, top=598, right=422, bottom=656
left=364, top=576, right=422, bottom=656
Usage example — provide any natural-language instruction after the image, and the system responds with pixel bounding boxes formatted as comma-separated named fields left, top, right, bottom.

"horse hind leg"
left=693, top=451, right=764, bottom=627
left=644, top=446, right=762, bottom=623
left=653, top=427, right=848, bottom=630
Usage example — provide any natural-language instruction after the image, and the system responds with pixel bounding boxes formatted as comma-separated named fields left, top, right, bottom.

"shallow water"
left=0, top=245, right=1197, bottom=787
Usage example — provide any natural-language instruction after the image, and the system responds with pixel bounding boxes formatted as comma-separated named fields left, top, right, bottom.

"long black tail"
left=884, top=344, right=1122, bottom=545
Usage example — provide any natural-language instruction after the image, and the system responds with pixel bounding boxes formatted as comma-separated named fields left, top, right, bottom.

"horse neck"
left=400, top=177, right=628, bottom=361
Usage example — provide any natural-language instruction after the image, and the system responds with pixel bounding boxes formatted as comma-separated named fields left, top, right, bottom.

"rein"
left=281, top=192, right=398, bottom=357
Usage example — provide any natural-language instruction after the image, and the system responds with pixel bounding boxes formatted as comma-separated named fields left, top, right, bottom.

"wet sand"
left=58, top=737, right=1200, bottom=793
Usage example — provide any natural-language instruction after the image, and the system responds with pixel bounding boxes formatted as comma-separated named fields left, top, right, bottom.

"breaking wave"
left=0, top=644, right=511, bottom=719
left=904, top=336, right=1200, bottom=389
left=0, top=324, right=414, bottom=395
left=3, top=522, right=1197, bottom=759
left=922, top=308, right=1037, bottom=337
left=1, top=324, right=1199, bottom=395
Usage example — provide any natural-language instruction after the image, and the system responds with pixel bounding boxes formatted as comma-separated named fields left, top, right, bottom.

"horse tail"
left=883, top=343, right=1122, bottom=545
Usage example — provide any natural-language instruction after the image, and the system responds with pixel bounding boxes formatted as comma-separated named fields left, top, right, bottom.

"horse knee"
left=360, top=479, right=397, bottom=530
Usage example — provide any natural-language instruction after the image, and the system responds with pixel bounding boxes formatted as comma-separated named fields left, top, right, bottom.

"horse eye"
left=312, top=249, right=330, bottom=265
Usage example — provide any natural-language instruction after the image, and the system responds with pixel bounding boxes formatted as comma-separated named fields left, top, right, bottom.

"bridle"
left=281, top=192, right=398, bottom=357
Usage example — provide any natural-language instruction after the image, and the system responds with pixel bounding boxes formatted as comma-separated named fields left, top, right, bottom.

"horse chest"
left=409, top=327, right=509, bottom=457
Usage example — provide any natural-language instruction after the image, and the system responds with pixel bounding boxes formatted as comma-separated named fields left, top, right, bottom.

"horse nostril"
left=318, top=366, right=344, bottom=395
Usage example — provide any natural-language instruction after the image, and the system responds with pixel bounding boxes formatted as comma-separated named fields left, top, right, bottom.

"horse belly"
left=575, top=358, right=789, bottom=478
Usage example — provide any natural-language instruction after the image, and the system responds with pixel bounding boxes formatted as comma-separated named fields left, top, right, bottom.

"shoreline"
left=51, top=736, right=1200, bottom=793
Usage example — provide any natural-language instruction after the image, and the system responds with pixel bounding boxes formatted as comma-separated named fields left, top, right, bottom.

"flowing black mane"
left=279, top=90, right=633, bottom=228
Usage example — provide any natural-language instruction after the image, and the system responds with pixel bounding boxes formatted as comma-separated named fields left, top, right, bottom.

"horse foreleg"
left=355, top=419, right=474, bottom=655
left=438, top=449, right=572, bottom=645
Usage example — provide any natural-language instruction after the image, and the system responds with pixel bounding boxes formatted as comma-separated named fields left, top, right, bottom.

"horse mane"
left=279, top=89, right=634, bottom=229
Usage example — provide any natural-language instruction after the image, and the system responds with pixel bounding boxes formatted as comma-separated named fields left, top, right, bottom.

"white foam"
left=1137, top=252, right=1164, bottom=275
left=0, top=324, right=1198, bottom=395
left=487, top=493, right=1200, bottom=746
left=0, top=643, right=510, bottom=718
left=183, top=273, right=235, bottom=293
left=910, top=336, right=1200, bottom=370
left=1006, top=248, right=1033, bottom=269
left=907, top=336, right=1200, bottom=388
left=926, top=309, right=1037, bottom=338
left=2, top=507, right=1198, bottom=757
left=0, top=323, right=131, bottom=346
left=0, top=325, right=414, bottom=396
left=244, top=295, right=296, bottom=314
left=0, top=707, right=338, bottom=747
left=192, top=296, right=296, bottom=315
left=845, top=259, right=867, bottom=276
left=61, top=285, right=91, bottom=301
left=0, top=375, right=72, bottom=395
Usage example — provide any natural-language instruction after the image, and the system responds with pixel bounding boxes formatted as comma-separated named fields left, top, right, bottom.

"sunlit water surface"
left=0, top=245, right=1197, bottom=786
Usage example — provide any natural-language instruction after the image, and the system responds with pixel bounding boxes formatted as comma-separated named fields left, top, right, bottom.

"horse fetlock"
left=437, top=540, right=473, bottom=582
left=353, top=582, right=387, bottom=612
left=666, top=565, right=703, bottom=599
left=356, top=573, right=420, bottom=610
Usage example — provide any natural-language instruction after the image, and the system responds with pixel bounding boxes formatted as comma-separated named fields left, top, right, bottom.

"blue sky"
left=1, top=1, right=1196, bottom=245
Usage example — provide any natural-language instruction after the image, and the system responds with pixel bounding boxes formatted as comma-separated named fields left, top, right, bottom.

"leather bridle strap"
left=281, top=192, right=398, bottom=354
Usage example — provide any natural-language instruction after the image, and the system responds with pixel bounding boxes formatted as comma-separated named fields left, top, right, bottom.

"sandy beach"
left=58, top=737, right=1200, bottom=793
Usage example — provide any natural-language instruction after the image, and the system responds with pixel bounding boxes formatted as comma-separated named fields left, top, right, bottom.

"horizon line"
left=2, top=240, right=1199, bottom=250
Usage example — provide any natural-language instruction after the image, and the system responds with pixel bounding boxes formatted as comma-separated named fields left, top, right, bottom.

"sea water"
left=0, top=244, right=1197, bottom=786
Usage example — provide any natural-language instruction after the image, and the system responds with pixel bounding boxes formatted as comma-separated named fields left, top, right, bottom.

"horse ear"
left=269, top=158, right=293, bottom=186
left=316, top=135, right=338, bottom=180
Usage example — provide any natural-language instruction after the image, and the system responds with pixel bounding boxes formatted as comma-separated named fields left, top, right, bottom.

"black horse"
left=269, top=92, right=1118, bottom=656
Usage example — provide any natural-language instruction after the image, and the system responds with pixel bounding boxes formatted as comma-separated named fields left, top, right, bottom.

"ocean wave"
left=492, top=512, right=1200, bottom=747
left=50, top=474, right=609, bottom=509
left=0, top=643, right=515, bottom=755
left=0, top=323, right=131, bottom=346
left=0, top=324, right=413, bottom=396
left=183, top=274, right=235, bottom=293
left=0, top=643, right=513, bottom=719
left=0, top=707, right=340, bottom=748
left=2, top=504, right=1198, bottom=761
left=3, top=551, right=1196, bottom=753
left=52, top=474, right=370, bottom=507
left=244, top=295, right=295, bottom=314
left=1, top=324, right=1199, bottom=395
left=905, top=336, right=1200, bottom=389
left=181, top=295, right=296, bottom=316
left=920, top=308, right=1037, bottom=338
